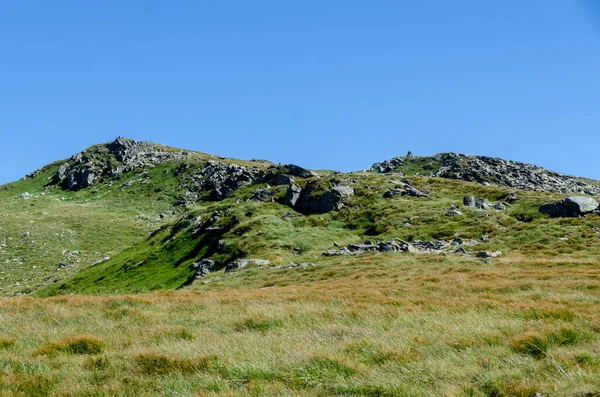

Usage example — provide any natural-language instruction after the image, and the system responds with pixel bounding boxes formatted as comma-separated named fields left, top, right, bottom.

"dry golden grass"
left=0, top=254, right=598, bottom=396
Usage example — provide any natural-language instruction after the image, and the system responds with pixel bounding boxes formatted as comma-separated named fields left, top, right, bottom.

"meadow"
left=1, top=253, right=599, bottom=396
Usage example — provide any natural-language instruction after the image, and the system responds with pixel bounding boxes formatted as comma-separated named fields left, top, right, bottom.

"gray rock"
left=192, top=259, right=215, bottom=277
left=285, top=184, right=302, bottom=207
left=225, top=259, right=249, bottom=272
left=287, top=164, right=319, bottom=179
left=54, top=137, right=188, bottom=191
left=286, top=183, right=353, bottom=214
left=455, top=247, right=469, bottom=255
left=464, top=196, right=491, bottom=209
left=492, top=203, right=506, bottom=211
left=253, top=188, right=272, bottom=202
left=446, top=209, right=462, bottom=216
left=372, top=152, right=600, bottom=197
left=540, top=196, right=599, bottom=217
left=403, top=185, right=428, bottom=198
left=383, top=189, right=399, bottom=198
left=564, top=196, right=598, bottom=214
left=275, top=174, right=295, bottom=186
left=477, top=250, right=502, bottom=258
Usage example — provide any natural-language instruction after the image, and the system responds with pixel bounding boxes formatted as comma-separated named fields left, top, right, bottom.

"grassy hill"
left=0, top=138, right=599, bottom=396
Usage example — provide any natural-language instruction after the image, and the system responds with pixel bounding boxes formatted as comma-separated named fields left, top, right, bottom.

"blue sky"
left=1, top=1, right=600, bottom=184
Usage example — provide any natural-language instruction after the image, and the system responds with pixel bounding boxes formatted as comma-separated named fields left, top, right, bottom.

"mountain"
left=0, top=137, right=598, bottom=297
left=2, top=137, right=600, bottom=396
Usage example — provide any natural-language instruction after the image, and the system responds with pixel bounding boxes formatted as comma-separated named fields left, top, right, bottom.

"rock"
left=285, top=184, right=302, bottom=207
left=477, top=250, right=502, bottom=258
left=92, top=257, right=110, bottom=266
left=285, top=182, right=353, bottom=214
left=192, top=259, right=214, bottom=277
left=287, top=164, right=319, bottom=179
left=378, top=241, right=401, bottom=252
left=198, top=160, right=261, bottom=200
left=446, top=209, right=462, bottom=216
left=55, top=164, right=69, bottom=181
left=564, top=196, right=598, bottom=214
left=19, top=192, right=32, bottom=199
left=383, top=189, right=399, bottom=198
left=225, top=259, right=249, bottom=272
left=285, top=261, right=315, bottom=268
left=403, top=185, right=428, bottom=198
left=372, top=152, right=600, bottom=196
left=253, top=187, right=272, bottom=202
left=54, top=137, right=188, bottom=191
left=502, top=192, right=520, bottom=204
left=492, top=203, right=506, bottom=211
left=275, top=174, right=295, bottom=186
left=540, top=196, right=599, bottom=218
left=463, top=196, right=491, bottom=209
left=401, top=243, right=419, bottom=253
left=455, top=247, right=469, bottom=255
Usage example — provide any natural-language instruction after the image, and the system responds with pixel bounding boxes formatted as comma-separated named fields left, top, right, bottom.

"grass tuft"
left=134, top=351, right=218, bottom=375
left=35, top=335, right=105, bottom=356
left=0, top=337, right=16, bottom=349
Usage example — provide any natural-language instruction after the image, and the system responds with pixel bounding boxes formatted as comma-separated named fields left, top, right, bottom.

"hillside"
left=0, top=138, right=598, bottom=297
left=0, top=138, right=599, bottom=396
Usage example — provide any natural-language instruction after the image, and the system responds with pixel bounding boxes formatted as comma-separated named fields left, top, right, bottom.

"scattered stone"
left=285, top=262, right=315, bottom=268
left=225, top=259, right=249, bottom=272
left=403, top=185, right=428, bottom=198
left=446, top=209, right=462, bottom=216
left=477, top=250, right=502, bottom=258
left=455, top=247, right=469, bottom=255
left=91, top=257, right=110, bottom=266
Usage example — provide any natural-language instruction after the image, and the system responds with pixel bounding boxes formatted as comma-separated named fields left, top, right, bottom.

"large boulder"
left=287, top=164, right=319, bottom=179
left=540, top=196, right=599, bottom=217
left=284, top=183, right=354, bottom=214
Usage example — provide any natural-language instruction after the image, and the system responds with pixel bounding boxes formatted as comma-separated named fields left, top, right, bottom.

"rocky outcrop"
left=323, top=237, right=480, bottom=256
left=198, top=160, right=263, bottom=200
left=287, top=164, right=319, bottom=179
left=539, top=196, right=599, bottom=218
left=372, top=153, right=600, bottom=196
left=285, top=182, right=354, bottom=214
left=54, top=137, right=187, bottom=190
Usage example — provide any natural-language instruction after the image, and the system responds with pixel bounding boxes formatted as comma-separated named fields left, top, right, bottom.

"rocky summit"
left=372, top=152, right=600, bottom=196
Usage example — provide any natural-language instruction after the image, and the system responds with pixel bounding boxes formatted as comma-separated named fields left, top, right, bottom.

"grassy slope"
left=0, top=150, right=201, bottom=296
left=37, top=170, right=600, bottom=296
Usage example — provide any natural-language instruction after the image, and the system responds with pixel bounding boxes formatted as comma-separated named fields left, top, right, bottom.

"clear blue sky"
left=1, top=1, right=600, bottom=185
